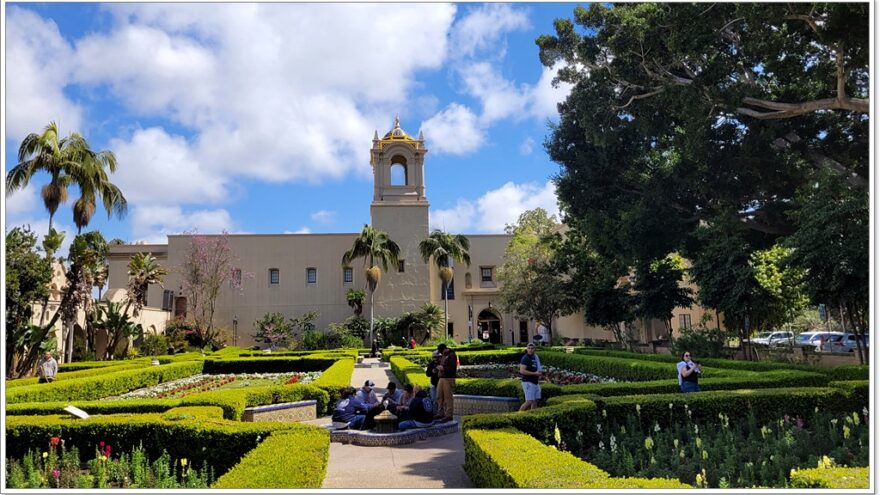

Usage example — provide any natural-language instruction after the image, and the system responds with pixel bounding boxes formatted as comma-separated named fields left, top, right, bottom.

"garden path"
left=319, top=357, right=473, bottom=488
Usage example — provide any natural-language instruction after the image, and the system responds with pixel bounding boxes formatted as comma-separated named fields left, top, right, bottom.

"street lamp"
left=233, top=315, right=238, bottom=347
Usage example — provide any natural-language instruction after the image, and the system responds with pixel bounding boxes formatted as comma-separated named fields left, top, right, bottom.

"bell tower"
left=369, top=116, right=430, bottom=315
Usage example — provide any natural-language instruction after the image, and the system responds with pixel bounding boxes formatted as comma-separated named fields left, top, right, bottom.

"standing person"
left=677, top=351, right=702, bottom=393
left=519, top=343, right=542, bottom=410
left=37, top=351, right=58, bottom=383
left=425, top=350, right=441, bottom=403
left=370, top=339, right=379, bottom=358
left=409, top=337, right=417, bottom=349
left=434, top=343, right=458, bottom=422
left=536, top=321, right=549, bottom=346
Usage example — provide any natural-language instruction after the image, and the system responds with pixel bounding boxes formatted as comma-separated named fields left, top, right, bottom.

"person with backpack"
left=397, top=385, right=435, bottom=430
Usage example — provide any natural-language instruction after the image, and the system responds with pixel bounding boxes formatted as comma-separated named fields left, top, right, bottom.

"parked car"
left=794, top=331, right=831, bottom=349
left=828, top=333, right=870, bottom=353
left=814, top=332, right=846, bottom=352
left=751, top=331, right=794, bottom=347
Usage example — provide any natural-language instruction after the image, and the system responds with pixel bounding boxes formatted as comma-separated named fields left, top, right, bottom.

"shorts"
left=522, top=381, right=541, bottom=401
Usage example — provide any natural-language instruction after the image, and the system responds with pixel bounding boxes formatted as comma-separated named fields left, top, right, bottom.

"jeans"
left=680, top=381, right=701, bottom=393
left=349, top=415, right=366, bottom=430
left=397, top=420, right=423, bottom=431
left=429, top=384, right=437, bottom=404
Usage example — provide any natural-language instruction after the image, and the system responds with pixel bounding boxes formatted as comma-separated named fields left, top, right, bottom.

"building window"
left=442, top=279, right=455, bottom=300
left=231, top=268, right=242, bottom=287
left=465, top=272, right=472, bottom=289
left=162, top=290, right=175, bottom=311
left=398, top=260, right=405, bottom=273
left=519, top=320, right=529, bottom=343
left=343, top=267, right=353, bottom=283
left=269, top=268, right=280, bottom=285
left=481, top=267, right=493, bottom=282
left=390, top=163, right=407, bottom=186
left=447, top=322, right=454, bottom=338
left=678, top=314, right=692, bottom=329
left=306, top=268, right=317, bottom=284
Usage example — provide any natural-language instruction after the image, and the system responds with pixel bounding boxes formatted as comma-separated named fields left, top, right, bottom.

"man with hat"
left=519, top=342, right=542, bottom=410
left=434, top=343, right=458, bottom=422
left=355, top=379, right=384, bottom=429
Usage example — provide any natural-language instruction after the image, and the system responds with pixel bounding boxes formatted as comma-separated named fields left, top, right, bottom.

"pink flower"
left=99, top=441, right=105, bottom=448
left=52, top=469, right=60, bottom=479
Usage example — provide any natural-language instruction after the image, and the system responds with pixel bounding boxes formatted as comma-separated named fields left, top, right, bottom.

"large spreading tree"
left=538, top=3, right=868, bottom=336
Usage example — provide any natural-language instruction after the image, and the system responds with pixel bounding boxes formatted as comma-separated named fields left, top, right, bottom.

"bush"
left=213, top=428, right=329, bottom=488
left=389, top=356, right=430, bottom=388
left=6, top=361, right=205, bottom=404
left=202, top=356, right=337, bottom=374
left=5, top=409, right=327, bottom=481
left=180, top=383, right=329, bottom=420
left=58, top=359, right=149, bottom=372
left=789, top=466, right=869, bottom=488
left=309, top=358, right=355, bottom=415
left=464, top=428, right=690, bottom=488
left=139, top=334, right=169, bottom=357
left=670, top=326, right=731, bottom=358
left=6, top=362, right=150, bottom=388
left=6, top=399, right=182, bottom=416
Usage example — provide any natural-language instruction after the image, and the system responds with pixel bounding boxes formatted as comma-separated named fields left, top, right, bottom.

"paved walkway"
left=319, top=357, right=473, bottom=488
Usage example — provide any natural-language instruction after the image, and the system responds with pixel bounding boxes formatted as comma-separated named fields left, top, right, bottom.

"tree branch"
left=772, top=132, right=868, bottom=190
left=737, top=95, right=869, bottom=118
left=784, top=14, right=821, bottom=35
left=617, top=87, right=665, bottom=109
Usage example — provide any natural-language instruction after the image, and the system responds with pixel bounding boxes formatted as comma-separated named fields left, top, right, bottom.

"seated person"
left=331, top=387, right=367, bottom=430
left=382, top=382, right=403, bottom=412
left=397, top=385, right=435, bottom=430
left=394, top=383, right=415, bottom=420
left=355, top=380, right=385, bottom=429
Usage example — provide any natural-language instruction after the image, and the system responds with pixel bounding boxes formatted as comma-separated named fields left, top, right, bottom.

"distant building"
left=105, top=118, right=722, bottom=348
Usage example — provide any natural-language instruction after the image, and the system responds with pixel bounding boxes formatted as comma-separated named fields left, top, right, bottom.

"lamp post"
left=233, top=315, right=238, bottom=347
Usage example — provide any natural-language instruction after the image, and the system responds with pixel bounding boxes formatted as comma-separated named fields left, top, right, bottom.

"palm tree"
left=126, top=252, right=168, bottom=317
left=6, top=121, right=127, bottom=234
left=419, top=230, right=471, bottom=339
left=341, top=225, right=400, bottom=348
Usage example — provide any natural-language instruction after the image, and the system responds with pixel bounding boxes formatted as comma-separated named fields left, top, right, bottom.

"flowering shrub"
left=456, top=364, right=614, bottom=385
left=114, top=372, right=322, bottom=400
left=5, top=438, right=212, bottom=488
left=576, top=408, right=869, bottom=488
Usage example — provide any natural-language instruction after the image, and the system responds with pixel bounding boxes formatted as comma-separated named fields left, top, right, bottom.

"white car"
left=794, top=331, right=831, bottom=349
left=826, top=333, right=869, bottom=353
left=751, top=331, right=794, bottom=347
left=814, top=332, right=846, bottom=352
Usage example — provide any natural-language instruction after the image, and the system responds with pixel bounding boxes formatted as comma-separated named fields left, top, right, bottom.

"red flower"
left=50, top=437, right=60, bottom=446
left=99, top=441, right=105, bottom=448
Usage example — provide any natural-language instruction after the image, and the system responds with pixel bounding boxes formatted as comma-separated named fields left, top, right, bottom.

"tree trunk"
left=369, top=288, right=375, bottom=349
left=66, top=320, right=74, bottom=363
left=443, top=281, right=448, bottom=340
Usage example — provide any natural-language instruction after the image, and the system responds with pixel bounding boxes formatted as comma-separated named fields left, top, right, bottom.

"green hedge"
left=310, top=358, right=355, bottom=414
left=825, top=365, right=870, bottom=381
left=540, top=351, right=734, bottom=381
left=202, top=356, right=337, bottom=374
left=180, top=384, right=329, bottom=420
left=6, top=399, right=182, bottom=416
left=5, top=409, right=326, bottom=481
left=58, top=358, right=150, bottom=372
left=789, top=466, right=869, bottom=488
left=464, top=428, right=690, bottom=489
left=212, top=428, right=329, bottom=488
left=6, top=363, right=151, bottom=388
left=389, top=356, right=430, bottom=388
left=462, top=399, right=600, bottom=447
left=6, top=361, right=205, bottom=404
left=828, top=380, right=870, bottom=409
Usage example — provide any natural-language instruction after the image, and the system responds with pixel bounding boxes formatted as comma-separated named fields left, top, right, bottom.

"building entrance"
left=477, top=309, right=502, bottom=344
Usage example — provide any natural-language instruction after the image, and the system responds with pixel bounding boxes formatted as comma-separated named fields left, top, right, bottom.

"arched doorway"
left=477, top=309, right=502, bottom=344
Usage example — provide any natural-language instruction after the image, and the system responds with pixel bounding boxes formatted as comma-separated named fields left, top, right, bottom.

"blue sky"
left=4, top=3, right=583, bottom=250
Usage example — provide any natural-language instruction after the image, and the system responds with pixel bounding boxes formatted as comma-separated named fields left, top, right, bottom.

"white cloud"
left=109, top=128, right=229, bottom=205
left=429, top=180, right=559, bottom=234
left=65, top=4, right=458, bottom=185
left=131, top=205, right=233, bottom=242
left=310, top=210, right=336, bottom=224
left=5, top=7, right=83, bottom=141
left=5, top=183, right=41, bottom=217
left=450, top=4, right=530, bottom=59
left=284, top=227, right=312, bottom=234
left=530, top=63, right=573, bottom=120
left=461, top=62, right=531, bottom=124
left=519, top=137, right=535, bottom=155
left=420, top=104, right=485, bottom=155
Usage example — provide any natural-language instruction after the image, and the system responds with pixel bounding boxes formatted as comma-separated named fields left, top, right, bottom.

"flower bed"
left=113, top=372, right=322, bottom=400
left=456, top=364, right=615, bottom=386
left=6, top=437, right=213, bottom=488
left=574, top=407, right=870, bottom=488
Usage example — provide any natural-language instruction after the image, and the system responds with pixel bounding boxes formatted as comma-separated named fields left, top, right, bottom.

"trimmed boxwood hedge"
left=5, top=408, right=328, bottom=482
left=179, top=384, right=329, bottom=420
left=389, top=356, right=430, bottom=388
left=540, top=351, right=735, bottom=381
left=6, top=362, right=151, bottom=388
left=6, top=361, right=205, bottom=404
left=202, top=356, right=338, bottom=374
left=789, top=466, right=869, bottom=488
left=212, top=428, right=329, bottom=488
left=58, top=358, right=151, bottom=372
left=310, top=357, right=355, bottom=414
left=464, top=428, right=690, bottom=489
left=6, top=398, right=182, bottom=416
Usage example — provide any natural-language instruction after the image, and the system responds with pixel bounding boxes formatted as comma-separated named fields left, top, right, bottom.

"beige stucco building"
left=105, top=119, right=716, bottom=348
